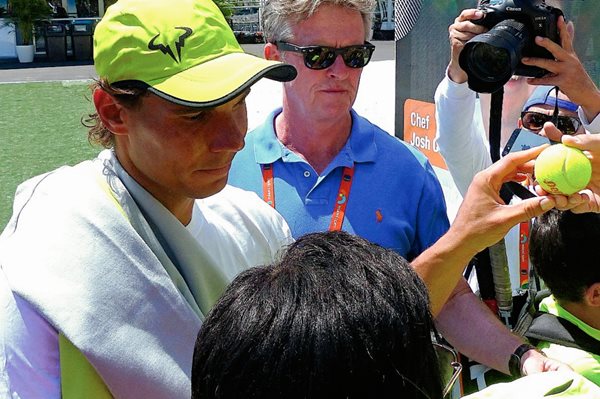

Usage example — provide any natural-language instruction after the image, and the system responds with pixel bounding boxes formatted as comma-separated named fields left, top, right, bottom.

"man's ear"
left=517, top=118, right=523, bottom=128
left=264, top=42, right=281, bottom=61
left=93, top=89, right=129, bottom=135
left=584, top=282, right=600, bottom=307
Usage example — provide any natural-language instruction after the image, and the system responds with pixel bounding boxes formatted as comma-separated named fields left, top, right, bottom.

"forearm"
left=577, top=85, right=600, bottom=125
left=579, top=99, right=600, bottom=134
left=411, top=228, right=477, bottom=316
left=435, top=280, right=523, bottom=374
left=415, top=145, right=557, bottom=319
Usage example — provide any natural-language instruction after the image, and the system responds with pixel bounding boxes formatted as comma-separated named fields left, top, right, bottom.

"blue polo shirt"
left=229, top=108, right=449, bottom=260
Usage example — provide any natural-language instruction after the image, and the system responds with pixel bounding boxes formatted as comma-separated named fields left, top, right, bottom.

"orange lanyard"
left=261, top=164, right=355, bottom=232
left=519, top=221, right=530, bottom=289
left=518, top=176, right=533, bottom=290
left=261, top=164, right=275, bottom=208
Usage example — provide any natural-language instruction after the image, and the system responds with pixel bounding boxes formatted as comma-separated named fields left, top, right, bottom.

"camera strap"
left=489, top=88, right=504, bottom=163
left=476, top=88, right=515, bottom=324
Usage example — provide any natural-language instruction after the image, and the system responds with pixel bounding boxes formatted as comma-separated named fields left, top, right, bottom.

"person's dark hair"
left=192, top=230, right=443, bottom=399
left=83, top=78, right=148, bottom=148
left=531, top=209, right=600, bottom=303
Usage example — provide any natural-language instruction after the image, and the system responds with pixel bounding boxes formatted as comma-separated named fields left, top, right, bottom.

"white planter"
left=15, top=44, right=35, bottom=63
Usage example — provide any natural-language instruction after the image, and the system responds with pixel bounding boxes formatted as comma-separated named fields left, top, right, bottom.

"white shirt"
left=0, top=155, right=292, bottom=398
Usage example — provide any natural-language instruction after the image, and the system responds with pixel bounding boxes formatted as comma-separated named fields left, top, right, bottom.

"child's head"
left=531, top=209, right=600, bottom=304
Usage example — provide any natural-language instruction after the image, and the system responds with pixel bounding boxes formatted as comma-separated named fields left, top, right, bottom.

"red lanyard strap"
left=260, top=164, right=355, bottom=231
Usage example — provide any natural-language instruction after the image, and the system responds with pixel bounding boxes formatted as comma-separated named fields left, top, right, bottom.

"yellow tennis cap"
left=93, top=0, right=296, bottom=107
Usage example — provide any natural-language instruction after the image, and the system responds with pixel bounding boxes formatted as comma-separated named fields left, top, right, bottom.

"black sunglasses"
left=521, top=111, right=582, bottom=135
left=275, top=41, right=375, bottom=70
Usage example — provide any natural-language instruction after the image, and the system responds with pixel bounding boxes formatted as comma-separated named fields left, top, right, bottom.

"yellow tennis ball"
left=534, top=144, right=592, bottom=195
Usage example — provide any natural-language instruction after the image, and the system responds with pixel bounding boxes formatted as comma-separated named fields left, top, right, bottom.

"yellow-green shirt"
left=462, top=370, right=600, bottom=398
left=537, top=295, right=600, bottom=386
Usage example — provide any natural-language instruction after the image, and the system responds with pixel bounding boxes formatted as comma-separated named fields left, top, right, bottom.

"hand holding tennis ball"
left=534, top=144, right=592, bottom=195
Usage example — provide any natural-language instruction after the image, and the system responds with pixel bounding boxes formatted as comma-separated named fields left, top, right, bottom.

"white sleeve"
left=0, top=272, right=60, bottom=398
left=579, top=106, right=600, bottom=134
left=435, top=72, right=493, bottom=196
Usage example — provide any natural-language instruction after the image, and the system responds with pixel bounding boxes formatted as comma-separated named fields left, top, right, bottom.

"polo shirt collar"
left=253, top=108, right=378, bottom=166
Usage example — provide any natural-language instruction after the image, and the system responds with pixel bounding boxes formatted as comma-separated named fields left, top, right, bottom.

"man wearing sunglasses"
left=519, top=96, right=585, bottom=135
left=436, top=9, right=600, bottom=197
left=231, top=0, right=448, bottom=261
left=432, top=7, right=600, bottom=387
left=435, top=8, right=600, bottom=289
left=228, top=0, right=567, bottom=382
left=520, top=85, right=585, bottom=140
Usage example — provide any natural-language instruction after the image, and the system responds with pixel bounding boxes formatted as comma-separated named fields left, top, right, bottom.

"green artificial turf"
left=0, top=80, right=100, bottom=229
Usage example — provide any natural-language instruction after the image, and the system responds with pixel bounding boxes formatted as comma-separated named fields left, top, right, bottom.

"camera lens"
left=467, top=43, right=512, bottom=81
left=459, top=19, right=530, bottom=93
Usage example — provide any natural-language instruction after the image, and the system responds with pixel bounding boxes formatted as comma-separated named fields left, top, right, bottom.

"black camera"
left=459, top=0, right=563, bottom=93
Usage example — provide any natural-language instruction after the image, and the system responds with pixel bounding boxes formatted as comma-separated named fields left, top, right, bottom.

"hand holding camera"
left=458, top=0, right=563, bottom=93
left=447, top=8, right=487, bottom=84
left=522, top=16, right=600, bottom=123
left=448, top=2, right=600, bottom=123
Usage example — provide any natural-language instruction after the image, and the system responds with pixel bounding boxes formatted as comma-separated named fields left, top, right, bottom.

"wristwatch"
left=509, top=343, right=539, bottom=377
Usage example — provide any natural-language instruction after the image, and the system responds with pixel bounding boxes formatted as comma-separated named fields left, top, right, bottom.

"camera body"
left=474, top=0, right=562, bottom=70
left=459, top=0, right=563, bottom=93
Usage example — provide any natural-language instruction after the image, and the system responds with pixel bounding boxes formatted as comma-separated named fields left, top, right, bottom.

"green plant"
left=5, top=0, right=52, bottom=45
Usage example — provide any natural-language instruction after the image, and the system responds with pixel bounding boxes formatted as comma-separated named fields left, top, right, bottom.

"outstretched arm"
left=436, top=279, right=567, bottom=375
left=414, top=146, right=580, bottom=375
left=412, top=145, right=556, bottom=316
